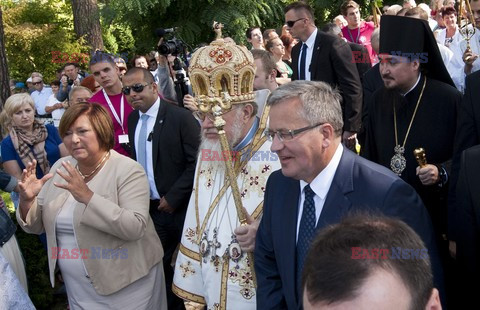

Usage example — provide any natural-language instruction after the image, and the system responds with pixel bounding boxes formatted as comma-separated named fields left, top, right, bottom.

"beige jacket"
left=16, top=150, right=164, bottom=295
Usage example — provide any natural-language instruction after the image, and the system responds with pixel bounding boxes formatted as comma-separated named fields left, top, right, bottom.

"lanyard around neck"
left=102, top=89, right=125, bottom=134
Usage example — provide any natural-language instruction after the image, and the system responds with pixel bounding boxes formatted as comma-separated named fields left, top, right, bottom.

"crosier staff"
left=209, top=94, right=258, bottom=287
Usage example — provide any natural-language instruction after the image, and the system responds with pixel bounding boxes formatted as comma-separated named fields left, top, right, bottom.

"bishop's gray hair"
left=267, top=80, right=344, bottom=136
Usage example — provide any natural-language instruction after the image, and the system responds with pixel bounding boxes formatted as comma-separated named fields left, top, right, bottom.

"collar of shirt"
left=296, top=143, right=344, bottom=240
left=299, top=143, right=344, bottom=201
left=402, top=73, right=422, bottom=96
left=139, top=97, right=160, bottom=119
left=233, top=117, right=259, bottom=152
left=304, top=27, right=318, bottom=50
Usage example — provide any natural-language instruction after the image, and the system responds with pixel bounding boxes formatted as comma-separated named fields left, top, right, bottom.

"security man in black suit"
left=285, top=1, right=363, bottom=149
left=124, top=67, right=200, bottom=310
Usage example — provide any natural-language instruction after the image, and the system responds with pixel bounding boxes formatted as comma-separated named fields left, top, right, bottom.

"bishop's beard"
left=199, top=109, right=244, bottom=172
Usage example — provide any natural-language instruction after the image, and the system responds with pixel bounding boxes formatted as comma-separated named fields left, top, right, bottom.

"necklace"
left=347, top=26, right=361, bottom=43
left=390, top=78, right=426, bottom=175
left=76, top=151, right=110, bottom=179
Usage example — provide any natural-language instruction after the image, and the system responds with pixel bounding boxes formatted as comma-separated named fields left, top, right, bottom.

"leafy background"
left=2, top=0, right=404, bottom=307
left=1, top=0, right=398, bottom=84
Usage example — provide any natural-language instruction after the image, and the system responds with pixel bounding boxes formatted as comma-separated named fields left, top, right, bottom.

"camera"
left=66, top=77, right=74, bottom=86
left=158, top=38, right=185, bottom=56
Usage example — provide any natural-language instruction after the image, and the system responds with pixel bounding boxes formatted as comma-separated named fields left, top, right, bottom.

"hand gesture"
left=60, top=75, right=68, bottom=88
left=234, top=208, right=259, bottom=252
left=18, top=160, right=53, bottom=202
left=54, top=161, right=93, bottom=205
left=416, top=164, right=439, bottom=186
left=183, top=94, right=198, bottom=112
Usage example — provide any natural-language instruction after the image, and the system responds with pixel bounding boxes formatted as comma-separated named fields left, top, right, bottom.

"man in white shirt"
left=30, top=76, right=52, bottom=117
left=45, top=80, right=66, bottom=127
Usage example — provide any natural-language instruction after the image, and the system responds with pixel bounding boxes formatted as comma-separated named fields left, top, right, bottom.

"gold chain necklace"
left=76, top=151, right=110, bottom=179
left=390, top=78, right=427, bottom=176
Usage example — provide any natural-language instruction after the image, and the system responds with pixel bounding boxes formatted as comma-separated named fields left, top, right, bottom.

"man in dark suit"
left=449, top=71, right=480, bottom=240
left=255, top=80, right=443, bottom=310
left=124, top=67, right=200, bottom=310
left=320, top=23, right=372, bottom=83
left=455, top=144, right=480, bottom=308
left=285, top=1, right=363, bottom=149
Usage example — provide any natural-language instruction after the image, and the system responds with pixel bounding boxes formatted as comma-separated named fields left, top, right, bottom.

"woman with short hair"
left=16, top=103, right=166, bottom=309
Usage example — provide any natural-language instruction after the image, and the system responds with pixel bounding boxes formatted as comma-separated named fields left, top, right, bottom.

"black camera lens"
left=159, top=42, right=177, bottom=55
left=158, top=38, right=184, bottom=56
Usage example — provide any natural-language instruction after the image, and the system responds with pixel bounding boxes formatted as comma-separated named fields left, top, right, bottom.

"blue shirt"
left=1, top=124, right=62, bottom=179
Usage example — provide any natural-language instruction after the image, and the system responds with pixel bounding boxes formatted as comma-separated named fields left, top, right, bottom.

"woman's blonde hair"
left=0, top=93, right=36, bottom=136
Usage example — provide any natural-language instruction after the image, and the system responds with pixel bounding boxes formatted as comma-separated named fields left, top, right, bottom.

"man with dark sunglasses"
left=285, top=1, right=362, bottom=152
left=124, top=67, right=200, bottom=310
left=30, top=76, right=53, bottom=119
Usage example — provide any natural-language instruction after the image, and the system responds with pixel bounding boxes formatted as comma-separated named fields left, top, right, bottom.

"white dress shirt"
left=45, top=94, right=65, bottom=127
left=31, top=87, right=53, bottom=115
left=134, top=97, right=161, bottom=200
left=298, top=28, right=318, bottom=81
left=296, top=143, right=344, bottom=241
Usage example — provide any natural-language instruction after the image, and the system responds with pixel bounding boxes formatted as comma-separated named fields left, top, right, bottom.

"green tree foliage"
left=2, top=0, right=89, bottom=83
left=101, top=0, right=288, bottom=54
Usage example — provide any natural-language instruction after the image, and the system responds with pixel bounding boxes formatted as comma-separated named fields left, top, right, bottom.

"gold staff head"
left=413, top=148, right=427, bottom=168
left=188, top=23, right=256, bottom=119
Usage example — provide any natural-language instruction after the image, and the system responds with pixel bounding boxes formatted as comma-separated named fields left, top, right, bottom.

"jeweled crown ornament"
left=189, top=21, right=256, bottom=115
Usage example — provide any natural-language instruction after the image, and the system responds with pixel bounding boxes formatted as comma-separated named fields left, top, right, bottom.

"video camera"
left=155, top=27, right=191, bottom=107
left=158, top=38, right=185, bottom=56
left=155, top=27, right=185, bottom=56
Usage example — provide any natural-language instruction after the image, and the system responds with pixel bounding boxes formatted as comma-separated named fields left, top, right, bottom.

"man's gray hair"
left=267, top=80, right=344, bottom=135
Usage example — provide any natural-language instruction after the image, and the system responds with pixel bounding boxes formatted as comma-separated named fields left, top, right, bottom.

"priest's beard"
left=199, top=109, right=244, bottom=172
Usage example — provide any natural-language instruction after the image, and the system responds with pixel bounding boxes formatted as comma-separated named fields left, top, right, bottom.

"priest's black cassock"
left=363, top=74, right=461, bottom=234
left=363, top=15, right=462, bottom=236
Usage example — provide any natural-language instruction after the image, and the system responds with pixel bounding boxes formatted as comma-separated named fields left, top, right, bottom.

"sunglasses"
left=285, top=18, right=306, bottom=28
left=122, top=83, right=152, bottom=95
left=32, top=81, right=42, bottom=85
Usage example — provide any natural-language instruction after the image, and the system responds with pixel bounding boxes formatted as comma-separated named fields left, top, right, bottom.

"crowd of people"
left=2, top=0, right=480, bottom=309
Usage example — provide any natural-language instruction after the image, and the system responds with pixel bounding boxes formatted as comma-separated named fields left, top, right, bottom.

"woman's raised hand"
left=18, top=160, right=53, bottom=202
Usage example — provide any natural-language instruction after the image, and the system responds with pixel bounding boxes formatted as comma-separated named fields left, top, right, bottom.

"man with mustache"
left=363, top=16, right=461, bottom=306
left=172, top=36, right=280, bottom=309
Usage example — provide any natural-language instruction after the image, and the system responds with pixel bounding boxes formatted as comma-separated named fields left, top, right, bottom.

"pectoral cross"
left=209, top=228, right=222, bottom=272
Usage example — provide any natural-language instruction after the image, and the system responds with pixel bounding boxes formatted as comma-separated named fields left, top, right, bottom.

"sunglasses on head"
left=122, top=82, right=152, bottom=95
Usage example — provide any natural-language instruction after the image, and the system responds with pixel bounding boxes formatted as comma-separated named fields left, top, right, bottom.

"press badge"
left=118, top=134, right=129, bottom=144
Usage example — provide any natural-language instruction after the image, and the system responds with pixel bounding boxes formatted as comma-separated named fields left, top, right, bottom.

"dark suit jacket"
left=449, top=70, right=480, bottom=239
left=348, top=42, right=371, bottom=81
left=291, top=31, right=363, bottom=132
left=358, top=63, right=382, bottom=148
left=127, top=99, right=200, bottom=213
left=455, top=144, right=480, bottom=306
left=255, top=149, right=443, bottom=310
